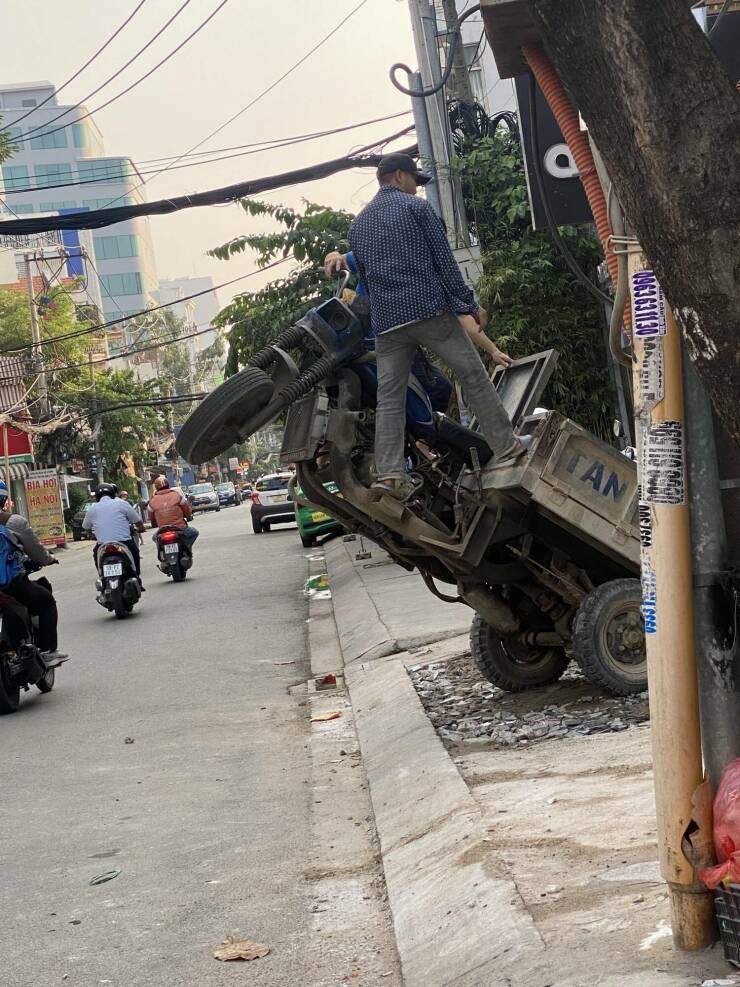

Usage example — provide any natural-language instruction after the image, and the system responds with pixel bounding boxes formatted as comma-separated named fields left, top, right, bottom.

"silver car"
left=188, top=482, right=220, bottom=513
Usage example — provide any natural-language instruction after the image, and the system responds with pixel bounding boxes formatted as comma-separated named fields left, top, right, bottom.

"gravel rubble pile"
left=408, top=652, right=650, bottom=749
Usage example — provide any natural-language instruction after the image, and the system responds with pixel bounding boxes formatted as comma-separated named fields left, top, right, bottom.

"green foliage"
left=60, top=369, right=165, bottom=481
left=211, top=199, right=353, bottom=370
left=454, top=127, right=613, bottom=438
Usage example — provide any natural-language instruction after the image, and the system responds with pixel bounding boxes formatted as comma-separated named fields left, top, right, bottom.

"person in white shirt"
left=83, top=483, right=145, bottom=578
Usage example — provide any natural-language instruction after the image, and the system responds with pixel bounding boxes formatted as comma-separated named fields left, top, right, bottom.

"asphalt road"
left=0, top=507, right=373, bottom=986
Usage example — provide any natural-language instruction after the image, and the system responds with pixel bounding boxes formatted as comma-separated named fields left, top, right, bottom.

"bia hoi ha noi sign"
left=25, top=469, right=66, bottom=548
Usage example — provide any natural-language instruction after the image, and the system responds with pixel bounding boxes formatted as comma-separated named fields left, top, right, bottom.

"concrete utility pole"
left=440, top=0, right=476, bottom=104
left=406, top=0, right=468, bottom=244
left=628, top=250, right=714, bottom=947
left=23, top=253, right=49, bottom=418
left=88, top=351, right=104, bottom=485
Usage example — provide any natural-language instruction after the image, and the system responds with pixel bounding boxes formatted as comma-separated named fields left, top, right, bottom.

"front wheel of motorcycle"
left=36, top=666, right=55, bottom=693
left=0, top=656, right=20, bottom=713
left=176, top=366, right=275, bottom=465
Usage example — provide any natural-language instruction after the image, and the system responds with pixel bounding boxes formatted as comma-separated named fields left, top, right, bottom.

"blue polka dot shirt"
left=348, top=185, right=478, bottom=335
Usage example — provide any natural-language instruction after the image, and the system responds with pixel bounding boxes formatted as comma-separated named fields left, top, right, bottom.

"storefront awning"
left=0, top=462, right=30, bottom=481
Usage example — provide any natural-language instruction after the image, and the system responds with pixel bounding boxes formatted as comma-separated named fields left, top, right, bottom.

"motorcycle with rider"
left=148, top=475, right=199, bottom=582
left=84, top=483, right=145, bottom=618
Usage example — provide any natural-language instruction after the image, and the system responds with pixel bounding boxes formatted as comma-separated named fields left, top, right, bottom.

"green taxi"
left=293, top=480, right=343, bottom=548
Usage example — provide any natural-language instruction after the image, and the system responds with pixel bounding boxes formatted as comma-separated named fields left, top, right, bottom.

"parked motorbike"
left=95, top=542, right=142, bottom=618
left=155, top=525, right=192, bottom=582
left=177, top=279, right=646, bottom=697
left=0, top=559, right=67, bottom=714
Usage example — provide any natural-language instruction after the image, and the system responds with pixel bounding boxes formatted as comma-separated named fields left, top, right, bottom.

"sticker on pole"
left=638, top=336, right=664, bottom=409
left=631, top=270, right=667, bottom=338
left=641, top=563, right=657, bottom=635
left=637, top=486, right=652, bottom=550
left=643, top=421, right=685, bottom=506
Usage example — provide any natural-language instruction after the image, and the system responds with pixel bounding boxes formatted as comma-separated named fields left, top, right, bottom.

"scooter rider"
left=0, top=480, right=63, bottom=660
left=148, top=476, right=199, bottom=551
left=83, top=483, right=145, bottom=581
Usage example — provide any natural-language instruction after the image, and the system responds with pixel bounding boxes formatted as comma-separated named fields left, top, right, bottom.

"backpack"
left=0, top=511, right=24, bottom=587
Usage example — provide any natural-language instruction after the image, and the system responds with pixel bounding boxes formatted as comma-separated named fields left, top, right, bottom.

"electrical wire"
left=709, top=0, right=733, bottom=35
left=389, top=3, right=481, bottom=98
left=19, top=0, right=194, bottom=143
left=0, top=1, right=150, bottom=134
left=0, top=111, right=413, bottom=196
left=0, top=137, right=417, bottom=235
left=111, top=0, right=370, bottom=208
left=19, top=0, right=231, bottom=145
left=0, top=255, right=294, bottom=356
left=526, top=73, right=612, bottom=307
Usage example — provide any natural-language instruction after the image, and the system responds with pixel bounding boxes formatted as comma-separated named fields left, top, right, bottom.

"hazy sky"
left=3, top=0, right=417, bottom=308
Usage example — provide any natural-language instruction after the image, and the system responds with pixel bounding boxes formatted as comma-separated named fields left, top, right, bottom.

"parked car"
left=293, top=480, right=343, bottom=548
left=215, top=482, right=241, bottom=507
left=71, top=499, right=95, bottom=541
left=250, top=472, right=294, bottom=534
left=188, top=482, right=220, bottom=513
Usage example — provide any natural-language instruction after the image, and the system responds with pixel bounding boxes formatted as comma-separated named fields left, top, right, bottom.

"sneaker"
left=481, top=435, right=532, bottom=479
left=370, top=475, right=423, bottom=502
left=41, top=650, right=69, bottom=665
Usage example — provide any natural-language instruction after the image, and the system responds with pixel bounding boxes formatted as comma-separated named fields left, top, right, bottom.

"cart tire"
left=176, top=367, right=274, bottom=465
left=470, top=613, right=570, bottom=693
left=572, top=579, right=646, bottom=696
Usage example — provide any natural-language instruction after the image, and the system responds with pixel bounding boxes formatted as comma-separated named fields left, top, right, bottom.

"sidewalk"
left=315, top=540, right=731, bottom=987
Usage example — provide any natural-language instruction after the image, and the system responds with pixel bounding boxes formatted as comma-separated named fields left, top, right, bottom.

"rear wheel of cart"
left=572, top=578, right=646, bottom=696
left=470, top=613, right=570, bottom=693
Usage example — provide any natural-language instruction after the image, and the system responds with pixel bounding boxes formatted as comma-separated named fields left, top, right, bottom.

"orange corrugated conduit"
left=522, top=43, right=633, bottom=337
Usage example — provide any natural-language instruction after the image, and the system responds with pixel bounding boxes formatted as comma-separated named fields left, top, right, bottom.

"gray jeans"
left=374, top=312, right=517, bottom=479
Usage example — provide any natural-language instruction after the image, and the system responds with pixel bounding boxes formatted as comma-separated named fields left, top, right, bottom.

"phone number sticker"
left=643, top=420, right=685, bottom=506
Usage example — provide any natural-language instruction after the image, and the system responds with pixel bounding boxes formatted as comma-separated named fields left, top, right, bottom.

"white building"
left=155, top=276, right=224, bottom=388
left=0, top=81, right=160, bottom=361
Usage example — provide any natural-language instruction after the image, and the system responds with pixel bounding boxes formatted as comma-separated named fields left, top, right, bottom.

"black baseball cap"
left=376, top=152, right=432, bottom=186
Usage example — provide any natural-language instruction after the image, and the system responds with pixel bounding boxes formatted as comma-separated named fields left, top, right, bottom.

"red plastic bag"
left=699, top=757, right=740, bottom=889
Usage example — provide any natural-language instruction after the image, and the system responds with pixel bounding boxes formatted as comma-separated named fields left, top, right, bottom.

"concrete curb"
left=324, top=539, right=470, bottom=664
left=319, top=544, right=544, bottom=986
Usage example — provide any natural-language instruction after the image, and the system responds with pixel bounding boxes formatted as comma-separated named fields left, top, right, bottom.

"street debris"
left=409, top=653, right=650, bottom=749
left=304, top=574, right=331, bottom=599
left=124, top=737, right=134, bottom=744
left=311, top=710, right=341, bottom=723
left=316, top=673, right=337, bottom=690
left=213, top=936, right=270, bottom=962
left=273, top=660, right=296, bottom=666
left=89, top=869, right=121, bottom=886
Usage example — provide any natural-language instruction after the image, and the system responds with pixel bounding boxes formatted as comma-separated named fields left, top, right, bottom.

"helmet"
left=95, top=483, right=118, bottom=501
left=154, top=476, right=169, bottom=491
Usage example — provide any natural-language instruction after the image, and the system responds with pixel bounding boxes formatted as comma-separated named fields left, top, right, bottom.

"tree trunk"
left=527, top=0, right=740, bottom=441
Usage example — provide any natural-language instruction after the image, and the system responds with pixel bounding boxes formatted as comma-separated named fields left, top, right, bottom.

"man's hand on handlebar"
left=323, top=251, right=348, bottom=278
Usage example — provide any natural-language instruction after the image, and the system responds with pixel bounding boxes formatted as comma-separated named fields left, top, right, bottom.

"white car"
left=250, top=472, right=294, bottom=534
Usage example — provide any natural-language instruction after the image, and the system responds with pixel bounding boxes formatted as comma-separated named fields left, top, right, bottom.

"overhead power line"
left=0, top=255, right=294, bottom=356
left=0, top=0, right=150, bottom=134
left=18, top=0, right=231, bottom=145
left=0, top=133, right=417, bottom=236
left=114, top=0, right=370, bottom=207
left=18, top=0, right=194, bottom=143
left=0, top=111, right=412, bottom=195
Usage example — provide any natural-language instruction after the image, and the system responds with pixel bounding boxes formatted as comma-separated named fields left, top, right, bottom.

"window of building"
left=82, top=196, right=134, bottom=210
left=72, top=124, right=89, bottom=149
left=40, top=200, right=78, bottom=212
left=77, top=158, right=128, bottom=184
left=93, top=234, right=139, bottom=260
left=99, top=272, right=143, bottom=297
left=6, top=126, right=24, bottom=147
left=21, top=99, right=37, bottom=107
left=464, top=43, right=486, bottom=104
left=29, top=127, right=68, bottom=150
left=3, top=203, right=34, bottom=214
left=2, top=164, right=29, bottom=190
left=34, top=162, right=73, bottom=189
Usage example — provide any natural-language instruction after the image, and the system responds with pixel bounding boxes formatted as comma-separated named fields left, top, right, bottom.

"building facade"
left=155, top=276, right=225, bottom=389
left=0, top=81, right=160, bottom=359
